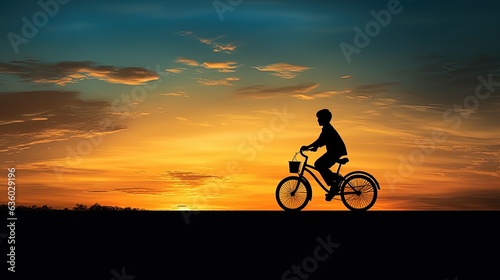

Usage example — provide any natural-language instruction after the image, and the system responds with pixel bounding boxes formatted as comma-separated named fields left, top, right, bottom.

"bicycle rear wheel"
left=275, top=176, right=311, bottom=211
left=340, top=174, right=377, bottom=211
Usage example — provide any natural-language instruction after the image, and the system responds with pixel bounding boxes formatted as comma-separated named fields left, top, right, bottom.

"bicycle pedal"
left=325, top=193, right=335, bottom=201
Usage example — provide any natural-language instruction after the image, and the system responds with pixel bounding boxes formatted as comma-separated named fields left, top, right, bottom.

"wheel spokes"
left=342, top=176, right=376, bottom=210
left=279, top=179, right=308, bottom=210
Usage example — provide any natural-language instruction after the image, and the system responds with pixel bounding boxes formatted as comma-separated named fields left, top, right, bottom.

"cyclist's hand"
left=309, top=146, right=318, bottom=152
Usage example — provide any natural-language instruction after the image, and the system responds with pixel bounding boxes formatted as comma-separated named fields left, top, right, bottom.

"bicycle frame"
left=293, top=150, right=345, bottom=195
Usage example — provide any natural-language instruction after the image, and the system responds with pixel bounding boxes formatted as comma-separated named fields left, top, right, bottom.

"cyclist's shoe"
left=325, top=184, right=340, bottom=201
left=325, top=193, right=334, bottom=201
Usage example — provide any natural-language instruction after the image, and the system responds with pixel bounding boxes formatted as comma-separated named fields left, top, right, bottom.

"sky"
left=1, top=0, right=499, bottom=210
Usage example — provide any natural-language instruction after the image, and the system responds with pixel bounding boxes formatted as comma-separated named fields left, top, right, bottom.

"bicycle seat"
left=337, top=158, right=349, bottom=165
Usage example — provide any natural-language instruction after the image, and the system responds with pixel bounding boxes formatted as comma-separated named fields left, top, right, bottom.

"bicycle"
left=275, top=149, right=380, bottom=211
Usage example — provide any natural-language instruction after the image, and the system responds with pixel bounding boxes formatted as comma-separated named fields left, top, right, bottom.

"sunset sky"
left=1, top=0, right=499, bottom=210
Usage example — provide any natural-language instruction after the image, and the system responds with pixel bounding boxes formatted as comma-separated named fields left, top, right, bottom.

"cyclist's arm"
left=310, top=133, right=325, bottom=149
left=302, top=136, right=323, bottom=151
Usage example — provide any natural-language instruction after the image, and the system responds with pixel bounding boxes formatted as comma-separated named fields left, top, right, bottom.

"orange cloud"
left=165, top=68, right=184, bottom=74
left=202, top=61, right=239, bottom=72
left=80, top=66, right=159, bottom=85
left=197, top=77, right=240, bottom=86
left=233, top=82, right=354, bottom=100
left=0, top=60, right=159, bottom=86
left=160, top=91, right=189, bottom=97
left=253, top=62, right=311, bottom=79
left=175, top=57, right=200, bottom=66
left=234, top=83, right=319, bottom=99
left=292, top=90, right=350, bottom=100
left=162, top=171, right=221, bottom=186
left=0, top=90, right=126, bottom=154
left=213, top=43, right=238, bottom=53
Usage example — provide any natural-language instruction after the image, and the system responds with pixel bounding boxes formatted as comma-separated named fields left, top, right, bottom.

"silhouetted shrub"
left=0, top=203, right=145, bottom=211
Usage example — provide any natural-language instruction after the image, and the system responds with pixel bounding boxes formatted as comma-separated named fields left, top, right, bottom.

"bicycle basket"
left=289, top=161, right=301, bottom=173
left=288, top=153, right=301, bottom=173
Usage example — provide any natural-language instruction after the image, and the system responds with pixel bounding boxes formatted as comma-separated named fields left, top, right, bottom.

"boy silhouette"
left=301, top=109, right=347, bottom=200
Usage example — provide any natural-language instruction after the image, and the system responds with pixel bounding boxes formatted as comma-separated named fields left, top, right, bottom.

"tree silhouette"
left=0, top=203, right=145, bottom=211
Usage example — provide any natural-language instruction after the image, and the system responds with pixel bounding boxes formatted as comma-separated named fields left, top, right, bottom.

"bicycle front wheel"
left=340, top=174, right=377, bottom=211
left=275, top=176, right=311, bottom=211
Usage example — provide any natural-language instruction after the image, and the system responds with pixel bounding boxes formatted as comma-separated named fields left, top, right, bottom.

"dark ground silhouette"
left=2, top=208, right=499, bottom=279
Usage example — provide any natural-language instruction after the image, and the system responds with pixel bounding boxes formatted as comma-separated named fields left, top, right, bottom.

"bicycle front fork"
left=291, top=175, right=304, bottom=195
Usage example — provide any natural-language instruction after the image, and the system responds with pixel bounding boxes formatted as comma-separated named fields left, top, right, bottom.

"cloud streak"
left=159, top=91, right=189, bottom=97
left=253, top=62, right=311, bottom=79
left=175, top=57, right=200, bottom=67
left=180, top=31, right=238, bottom=54
left=202, top=61, right=240, bottom=72
left=292, top=90, right=351, bottom=100
left=234, top=83, right=319, bottom=99
left=197, top=77, right=240, bottom=86
left=233, top=81, right=400, bottom=100
left=175, top=57, right=241, bottom=73
left=0, top=60, right=160, bottom=86
left=165, top=68, right=185, bottom=74
left=0, top=90, right=126, bottom=154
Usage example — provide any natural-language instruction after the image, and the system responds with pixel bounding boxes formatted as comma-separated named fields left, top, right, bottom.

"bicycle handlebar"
left=299, top=149, right=309, bottom=159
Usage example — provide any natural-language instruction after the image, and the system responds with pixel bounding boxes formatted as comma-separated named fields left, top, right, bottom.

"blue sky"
left=1, top=0, right=500, bottom=210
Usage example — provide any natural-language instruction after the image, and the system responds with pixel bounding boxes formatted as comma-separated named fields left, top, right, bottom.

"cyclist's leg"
left=314, top=153, right=338, bottom=186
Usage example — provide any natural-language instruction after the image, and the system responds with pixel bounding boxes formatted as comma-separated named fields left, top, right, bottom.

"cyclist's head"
left=316, top=109, right=332, bottom=125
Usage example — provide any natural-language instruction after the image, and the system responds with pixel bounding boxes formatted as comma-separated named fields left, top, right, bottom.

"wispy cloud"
left=0, top=60, right=159, bottom=86
left=234, top=83, right=320, bottom=99
left=202, top=61, right=240, bottom=72
left=199, top=37, right=238, bottom=53
left=180, top=31, right=238, bottom=54
left=401, top=54, right=500, bottom=103
left=387, top=188, right=500, bottom=210
left=197, top=77, right=240, bottom=86
left=175, top=57, right=241, bottom=73
left=339, top=82, right=398, bottom=101
left=157, top=171, right=222, bottom=194
left=340, top=75, right=352, bottom=79
left=175, top=117, right=211, bottom=127
left=413, top=54, right=500, bottom=77
left=0, top=90, right=125, bottom=154
left=165, top=68, right=184, bottom=74
left=292, top=90, right=350, bottom=100
left=175, top=57, right=200, bottom=67
left=163, top=171, right=221, bottom=183
left=159, top=91, right=189, bottom=97
left=113, top=187, right=163, bottom=195
left=253, top=62, right=311, bottom=79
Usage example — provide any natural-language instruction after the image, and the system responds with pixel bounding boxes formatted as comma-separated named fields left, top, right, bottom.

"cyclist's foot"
left=325, top=186, right=340, bottom=201
left=325, top=193, right=335, bottom=201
